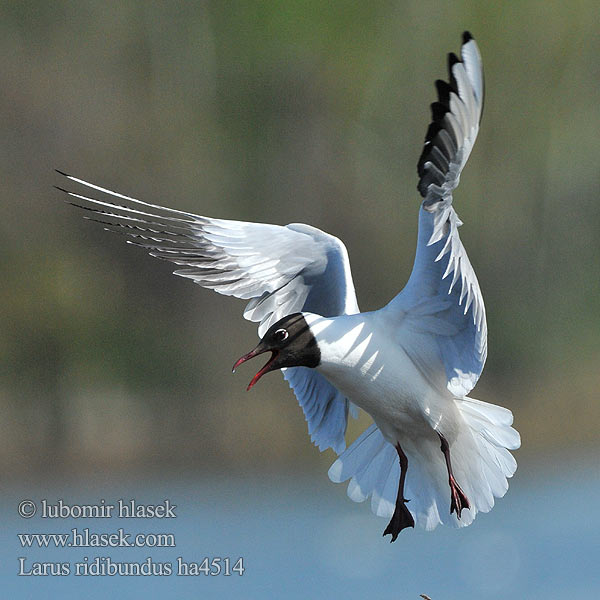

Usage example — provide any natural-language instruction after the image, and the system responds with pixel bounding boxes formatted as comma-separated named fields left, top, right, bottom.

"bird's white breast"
left=304, top=311, right=443, bottom=441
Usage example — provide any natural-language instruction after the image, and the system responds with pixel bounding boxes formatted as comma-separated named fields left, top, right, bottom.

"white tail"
left=328, top=397, right=520, bottom=531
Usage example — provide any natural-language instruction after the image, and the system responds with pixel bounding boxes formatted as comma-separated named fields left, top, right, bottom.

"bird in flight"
left=57, top=32, right=519, bottom=542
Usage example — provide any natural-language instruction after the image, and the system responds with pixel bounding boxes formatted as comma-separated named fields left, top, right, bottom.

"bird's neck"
left=303, top=312, right=379, bottom=372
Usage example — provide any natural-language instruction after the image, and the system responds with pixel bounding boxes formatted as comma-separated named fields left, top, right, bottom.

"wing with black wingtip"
left=417, top=31, right=484, bottom=209
left=391, top=32, right=487, bottom=399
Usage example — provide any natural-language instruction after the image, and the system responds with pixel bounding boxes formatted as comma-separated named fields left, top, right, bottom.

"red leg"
left=437, top=433, right=470, bottom=518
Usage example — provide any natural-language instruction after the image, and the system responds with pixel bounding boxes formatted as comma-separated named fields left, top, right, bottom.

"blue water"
left=2, top=456, right=598, bottom=599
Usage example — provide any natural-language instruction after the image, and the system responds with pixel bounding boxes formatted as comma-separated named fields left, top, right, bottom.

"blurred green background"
left=2, top=1, right=598, bottom=478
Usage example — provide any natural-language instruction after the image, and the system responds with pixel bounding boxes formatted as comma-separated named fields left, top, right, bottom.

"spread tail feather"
left=328, top=398, right=519, bottom=531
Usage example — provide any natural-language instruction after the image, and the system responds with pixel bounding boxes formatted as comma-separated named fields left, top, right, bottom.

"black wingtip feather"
left=417, top=33, right=480, bottom=199
left=54, top=184, right=71, bottom=194
left=430, top=101, right=448, bottom=123
left=55, top=169, right=69, bottom=177
left=435, top=79, right=453, bottom=105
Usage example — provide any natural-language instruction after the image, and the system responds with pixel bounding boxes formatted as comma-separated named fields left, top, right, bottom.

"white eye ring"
left=274, top=328, right=289, bottom=342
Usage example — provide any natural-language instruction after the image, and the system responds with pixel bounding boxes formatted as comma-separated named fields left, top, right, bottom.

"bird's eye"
left=274, top=328, right=289, bottom=342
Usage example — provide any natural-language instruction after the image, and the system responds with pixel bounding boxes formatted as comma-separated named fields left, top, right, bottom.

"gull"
left=56, top=32, right=519, bottom=541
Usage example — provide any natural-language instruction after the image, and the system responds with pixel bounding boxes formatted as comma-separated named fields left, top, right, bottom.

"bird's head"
left=232, top=313, right=320, bottom=390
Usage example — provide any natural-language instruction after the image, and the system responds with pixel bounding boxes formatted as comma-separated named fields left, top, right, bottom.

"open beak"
left=232, top=345, right=279, bottom=391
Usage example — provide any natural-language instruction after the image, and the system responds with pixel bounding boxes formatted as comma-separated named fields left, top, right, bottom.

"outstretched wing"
left=56, top=172, right=359, bottom=453
left=389, top=32, right=486, bottom=398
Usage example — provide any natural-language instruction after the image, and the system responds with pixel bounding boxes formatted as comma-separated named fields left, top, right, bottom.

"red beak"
left=232, top=346, right=279, bottom=391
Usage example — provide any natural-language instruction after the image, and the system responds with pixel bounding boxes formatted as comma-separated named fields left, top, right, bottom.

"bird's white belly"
left=316, top=332, right=437, bottom=440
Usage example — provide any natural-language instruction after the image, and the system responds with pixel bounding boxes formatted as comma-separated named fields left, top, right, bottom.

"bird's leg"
left=383, top=442, right=414, bottom=542
left=437, top=432, right=470, bottom=518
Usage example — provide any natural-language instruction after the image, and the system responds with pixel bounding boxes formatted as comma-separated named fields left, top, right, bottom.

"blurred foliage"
left=1, top=1, right=599, bottom=477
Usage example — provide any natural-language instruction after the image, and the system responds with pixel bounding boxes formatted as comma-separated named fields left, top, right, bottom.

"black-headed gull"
left=57, top=32, right=519, bottom=541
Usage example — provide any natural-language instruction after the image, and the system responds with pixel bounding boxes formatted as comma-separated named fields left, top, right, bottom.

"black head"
left=232, top=313, right=320, bottom=390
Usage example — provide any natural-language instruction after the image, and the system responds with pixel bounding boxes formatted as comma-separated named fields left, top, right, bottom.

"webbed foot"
left=383, top=499, right=415, bottom=542
left=449, top=474, right=470, bottom=518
